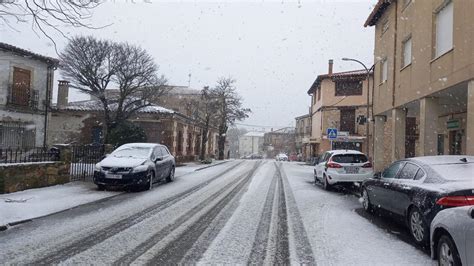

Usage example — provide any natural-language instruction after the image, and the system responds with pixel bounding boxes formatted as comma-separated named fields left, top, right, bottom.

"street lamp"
left=341, top=58, right=375, bottom=158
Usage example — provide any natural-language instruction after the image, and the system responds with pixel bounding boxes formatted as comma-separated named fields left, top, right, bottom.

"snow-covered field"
left=0, top=160, right=434, bottom=265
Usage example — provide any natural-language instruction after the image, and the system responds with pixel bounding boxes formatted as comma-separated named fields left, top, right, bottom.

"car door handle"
left=401, top=185, right=411, bottom=190
left=383, top=183, right=390, bottom=186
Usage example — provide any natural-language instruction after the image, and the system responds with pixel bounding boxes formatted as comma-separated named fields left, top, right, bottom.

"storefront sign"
left=447, top=119, right=460, bottom=130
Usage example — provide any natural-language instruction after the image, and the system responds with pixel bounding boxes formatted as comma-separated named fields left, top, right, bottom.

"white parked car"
left=275, top=153, right=288, bottom=161
left=314, top=150, right=373, bottom=190
left=431, top=206, right=474, bottom=266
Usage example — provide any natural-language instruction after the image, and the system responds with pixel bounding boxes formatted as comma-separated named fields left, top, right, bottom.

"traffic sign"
left=327, top=128, right=338, bottom=140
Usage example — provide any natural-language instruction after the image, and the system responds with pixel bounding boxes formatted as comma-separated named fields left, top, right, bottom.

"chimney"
left=57, top=80, right=69, bottom=109
left=328, top=59, right=333, bottom=75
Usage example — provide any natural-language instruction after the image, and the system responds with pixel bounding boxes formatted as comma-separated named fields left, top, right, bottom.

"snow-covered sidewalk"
left=0, top=160, right=230, bottom=229
left=0, top=182, right=120, bottom=227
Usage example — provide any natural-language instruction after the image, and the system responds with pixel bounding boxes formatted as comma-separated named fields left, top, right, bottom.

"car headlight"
left=94, top=164, right=101, bottom=171
left=132, top=165, right=148, bottom=173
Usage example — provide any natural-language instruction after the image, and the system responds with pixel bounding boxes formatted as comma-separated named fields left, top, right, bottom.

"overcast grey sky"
left=2, top=0, right=376, bottom=130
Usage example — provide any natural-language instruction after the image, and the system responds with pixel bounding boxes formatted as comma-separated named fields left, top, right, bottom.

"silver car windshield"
left=112, top=147, right=151, bottom=159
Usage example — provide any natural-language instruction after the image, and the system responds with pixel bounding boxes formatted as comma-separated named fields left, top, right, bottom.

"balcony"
left=6, top=87, right=40, bottom=111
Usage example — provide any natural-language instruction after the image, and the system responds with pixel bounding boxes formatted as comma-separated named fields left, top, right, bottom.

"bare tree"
left=0, top=1, right=103, bottom=51
left=211, top=77, right=251, bottom=160
left=60, top=36, right=167, bottom=143
left=190, top=86, right=219, bottom=160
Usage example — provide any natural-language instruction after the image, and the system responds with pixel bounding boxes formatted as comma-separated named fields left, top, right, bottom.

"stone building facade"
left=0, top=42, right=58, bottom=148
left=365, top=0, right=474, bottom=170
left=295, top=113, right=311, bottom=161
left=307, top=60, right=373, bottom=158
left=48, top=82, right=218, bottom=162
left=263, top=127, right=296, bottom=158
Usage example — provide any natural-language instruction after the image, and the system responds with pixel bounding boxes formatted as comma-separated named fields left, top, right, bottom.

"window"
left=402, top=36, right=412, bottom=67
left=381, top=20, right=389, bottom=35
left=398, top=163, right=419, bottom=179
left=414, top=169, right=426, bottom=180
left=331, top=154, right=368, bottom=164
left=11, top=67, right=31, bottom=106
left=380, top=59, right=388, bottom=83
left=340, top=109, right=355, bottom=134
left=435, top=1, right=453, bottom=58
left=335, top=80, right=363, bottom=96
left=382, top=162, right=403, bottom=179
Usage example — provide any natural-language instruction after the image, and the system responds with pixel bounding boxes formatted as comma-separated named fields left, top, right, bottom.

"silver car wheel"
left=410, top=211, right=424, bottom=242
left=439, top=242, right=454, bottom=266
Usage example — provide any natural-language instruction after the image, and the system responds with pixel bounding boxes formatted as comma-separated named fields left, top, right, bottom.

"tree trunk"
left=218, top=135, right=226, bottom=160
left=199, top=120, right=209, bottom=160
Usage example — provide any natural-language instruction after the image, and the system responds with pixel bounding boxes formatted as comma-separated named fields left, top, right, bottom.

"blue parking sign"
left=327, top=128, right=338, bottom=140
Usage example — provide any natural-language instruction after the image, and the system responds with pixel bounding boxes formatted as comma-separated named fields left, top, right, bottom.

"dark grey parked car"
left=93, top=143, right=175, bottom=191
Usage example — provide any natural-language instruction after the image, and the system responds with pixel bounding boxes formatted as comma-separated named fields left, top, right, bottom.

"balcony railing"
left=7, top=87, right=39, bottom=110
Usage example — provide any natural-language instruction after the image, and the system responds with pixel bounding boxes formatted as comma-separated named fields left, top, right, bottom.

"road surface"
left=0, top=160, right=432, bottom=265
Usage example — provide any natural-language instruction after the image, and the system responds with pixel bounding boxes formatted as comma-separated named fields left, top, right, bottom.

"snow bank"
left=0, top=182, right=120, bottom=225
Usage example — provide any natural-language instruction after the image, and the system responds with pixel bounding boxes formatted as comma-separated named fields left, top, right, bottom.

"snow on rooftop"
left=61, top=99, right=174, bottom=114
left=244, top=132, right=265, bottom=137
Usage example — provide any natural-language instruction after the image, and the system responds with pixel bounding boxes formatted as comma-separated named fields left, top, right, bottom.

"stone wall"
left=0, top=162, right=70, bottom=194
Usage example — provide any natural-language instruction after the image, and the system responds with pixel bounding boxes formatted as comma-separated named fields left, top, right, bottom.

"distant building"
left=295, top=113, right=311, bottom=161
left=238, top=132, right=264, bottom=157
left=48, top=82, right=218, bottom=162
left=263, top=127, right=296, bottom=158
left=365, top=0, right=474, bottom=170
left=0, top=42, right=59, bottom=148
left=307, top=60, right=373, bottom=157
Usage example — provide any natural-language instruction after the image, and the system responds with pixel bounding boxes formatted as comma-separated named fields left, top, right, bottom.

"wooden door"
left=12, top=67, right=31, bottom=106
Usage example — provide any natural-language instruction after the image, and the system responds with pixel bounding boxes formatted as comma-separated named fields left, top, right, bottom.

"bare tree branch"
left=1, top=0, right=107, bottom=52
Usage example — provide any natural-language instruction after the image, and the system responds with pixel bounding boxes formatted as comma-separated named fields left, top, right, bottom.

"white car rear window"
left=332, top=154, right=368, bottom=164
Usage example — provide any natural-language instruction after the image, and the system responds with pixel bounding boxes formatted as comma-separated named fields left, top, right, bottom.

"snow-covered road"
left=0, top=160, right=433, bottom=265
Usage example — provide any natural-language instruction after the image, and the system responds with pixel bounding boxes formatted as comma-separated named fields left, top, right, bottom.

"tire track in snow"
left=117, top=161, right=263, bottom=265
left=247, top=162, right=290, bottom=265
left=278, top=163, right=316, bottom=265
left=32, top=160, right=244, bottom=265
left=248, top=166, right=278, bottom=264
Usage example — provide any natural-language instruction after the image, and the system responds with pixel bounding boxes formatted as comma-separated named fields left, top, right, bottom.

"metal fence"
left=0, top=147, right=60, bottom=164
left=70, top=145, right=105, bottom=181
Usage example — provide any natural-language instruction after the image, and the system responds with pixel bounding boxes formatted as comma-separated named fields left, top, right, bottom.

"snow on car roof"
left=117, top=143, right=161, bottom=149
left=409, top=156, right=474, bottom=165
left=329, top=150, right=365, bottom=155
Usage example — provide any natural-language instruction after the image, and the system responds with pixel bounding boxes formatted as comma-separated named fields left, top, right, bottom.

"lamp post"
left=341, top=58, right=375, bottom=158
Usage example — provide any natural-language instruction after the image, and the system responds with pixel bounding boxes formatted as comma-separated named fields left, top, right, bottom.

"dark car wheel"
left=97, top=184, right=106, bottom=191
left=361, top=188, right=374, bottom=212
left=437, top=234, right=461, bottom=266
left=166, top=167, right=175, bottom=183
left=144, top=170, right=154, bottom=191
left=323, top=174, right=332, bottom=191
left=408, top=207, right=429, bottom=245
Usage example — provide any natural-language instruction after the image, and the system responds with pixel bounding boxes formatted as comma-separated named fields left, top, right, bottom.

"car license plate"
left=345, top=167, right=359, bottom=174
left=106, top=174, right=122, bottom=179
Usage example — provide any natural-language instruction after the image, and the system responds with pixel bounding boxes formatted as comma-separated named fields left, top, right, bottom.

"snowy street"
left=0, top=160, right=433, bottom=265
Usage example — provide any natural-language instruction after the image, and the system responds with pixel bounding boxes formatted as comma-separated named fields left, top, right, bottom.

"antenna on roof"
left=460, top=158, right=468, bottom=163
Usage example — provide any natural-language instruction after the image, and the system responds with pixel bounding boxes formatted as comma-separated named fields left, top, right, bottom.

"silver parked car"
left=93, top=143, right=176, bottom=191
left=431, top=206, right=474, bottom=266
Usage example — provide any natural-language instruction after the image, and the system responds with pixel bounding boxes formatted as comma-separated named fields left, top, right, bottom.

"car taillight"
left=436, top=196, right=474, bottom=207
left=362, top=162, right=372, bottom=168
left=326, top=162, right=342, bottom=168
